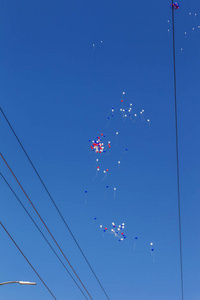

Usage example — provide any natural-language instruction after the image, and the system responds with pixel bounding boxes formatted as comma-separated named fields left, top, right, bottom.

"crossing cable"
left=0, top=153, right=93, bottom=300
left=0, top=107, right=110, bottom=300
left=0, top=222, right=57, bottom=299
left=0, top=172, right=89, bottom=300
left=171, top=2, right=184, bottom=300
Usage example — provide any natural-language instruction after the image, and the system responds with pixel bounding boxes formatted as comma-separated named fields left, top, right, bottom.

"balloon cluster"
left=100, top=222, right=126, bottom=242
left=89, top=134, right=111, bottom=153
left=170, top=2, right=179, bottom=10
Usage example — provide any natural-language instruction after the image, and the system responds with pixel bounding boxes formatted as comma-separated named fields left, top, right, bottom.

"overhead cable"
left=0, top=172, right=88, bottom=300
left=171, top=2, right=184, bottom=300
left=0, top=107, right=110, bottom=300
left=0, top=153, right=93, bottom=300
left=0, top=222, right=56, bottom=299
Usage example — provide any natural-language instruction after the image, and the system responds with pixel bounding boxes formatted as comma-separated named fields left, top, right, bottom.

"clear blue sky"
left=0, top=0, right=200, bottom=299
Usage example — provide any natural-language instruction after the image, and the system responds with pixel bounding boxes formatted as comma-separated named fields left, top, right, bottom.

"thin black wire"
left=0, top=153, right=93, bottom=300
left=0, top=222, right=57, bottom=299
left=0, top=172, right=88, bottom=300
left=171, top=3, right=184, bottom=300
left=0, top=107, right=110, bottom=300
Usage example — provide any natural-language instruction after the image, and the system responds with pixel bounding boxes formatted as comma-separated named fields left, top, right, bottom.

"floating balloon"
left=150, top=242, right=155, bottom=262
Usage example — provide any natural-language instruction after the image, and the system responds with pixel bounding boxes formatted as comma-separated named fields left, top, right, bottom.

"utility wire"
left=0, top=107, right=110, bottom=300
left=0, top=153, right=93, bottom=300
left=0, top=172, right=89, bottom=300
left=171, top=2, right=184, bottom=300
left=0, top=222, right=57, bottom=299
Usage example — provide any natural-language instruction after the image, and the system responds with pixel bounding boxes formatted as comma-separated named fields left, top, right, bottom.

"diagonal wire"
left=0, top=222, right=57, bottom=299
left=0, top=153, right=93, bottom=300
left=0, top=172, right=88, bottom=300
left=171, top=2, right=184, bottom=300
left=0, top=107, right=110, bottom=300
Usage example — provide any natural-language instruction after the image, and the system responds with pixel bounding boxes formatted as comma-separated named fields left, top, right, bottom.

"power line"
left=0, top=222, right=57, bottom=299
left=0, top=153, right=93, bottom=300
left=0, top=172, right=89, bottom=300
left=171, top=2, right=184, bottom=300
left=0, top=107, right=110, bottom=300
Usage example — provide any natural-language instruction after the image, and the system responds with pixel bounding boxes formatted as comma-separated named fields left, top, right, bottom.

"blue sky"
left=0, top=0, right=200, bottom=299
